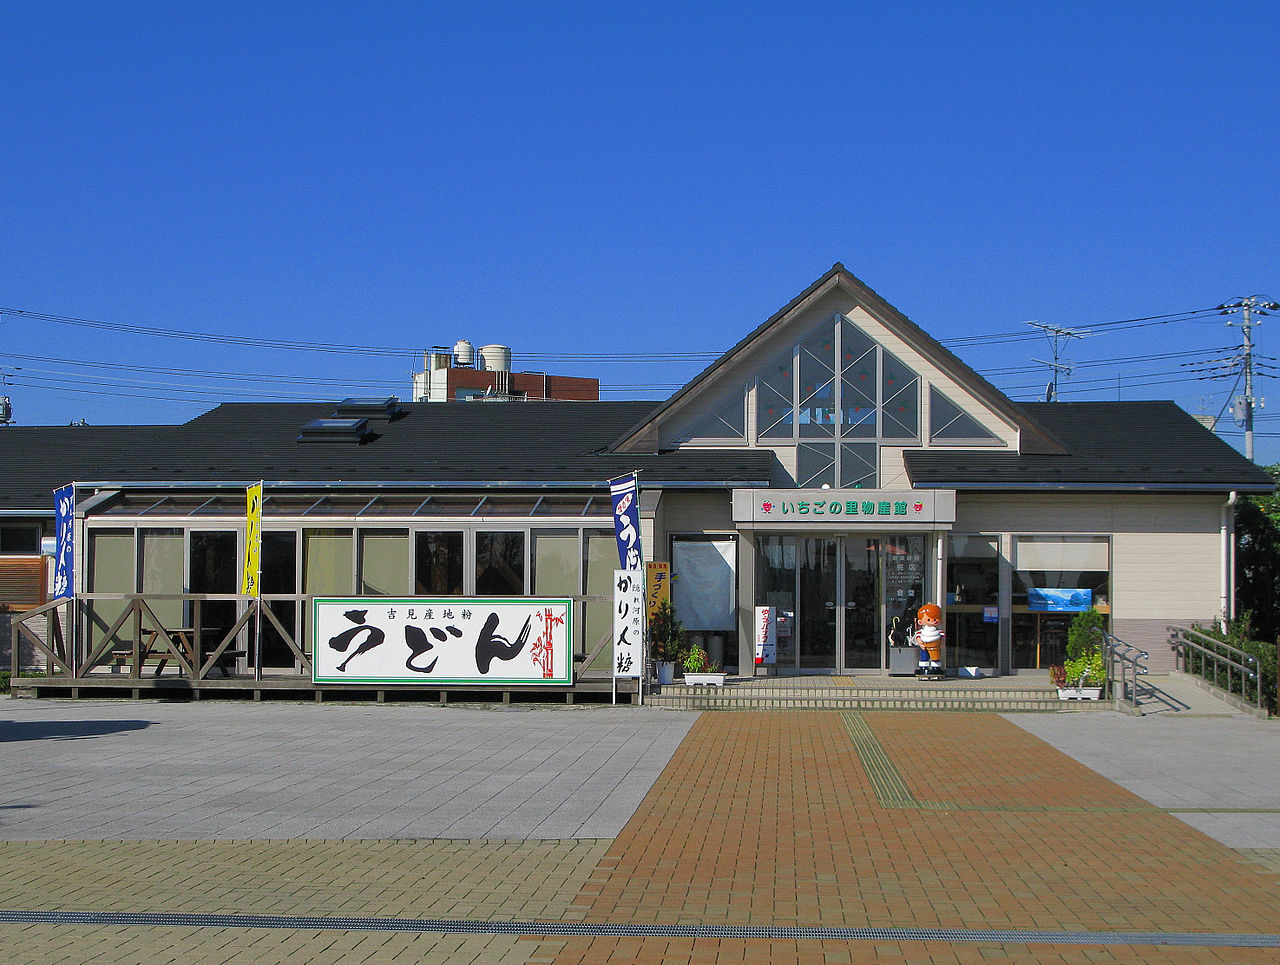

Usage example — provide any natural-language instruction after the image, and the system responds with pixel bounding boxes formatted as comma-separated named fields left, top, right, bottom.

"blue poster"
left=608, top=473, right=642, bottom=570
left=52, top=484, right=74, bottom=600
left=1027, top=587, right=1092, bottom=612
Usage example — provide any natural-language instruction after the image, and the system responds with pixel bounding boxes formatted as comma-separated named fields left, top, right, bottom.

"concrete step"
left=647, top=682, right=1108, bottom=712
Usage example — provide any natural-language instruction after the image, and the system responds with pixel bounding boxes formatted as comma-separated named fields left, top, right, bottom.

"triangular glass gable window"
left=929, top=386, right=999, bottom=442
left=682, top=390, right=746, bottom=441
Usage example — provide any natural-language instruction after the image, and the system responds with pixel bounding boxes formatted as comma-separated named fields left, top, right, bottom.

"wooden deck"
left=10, top=671, right=641, bottom=704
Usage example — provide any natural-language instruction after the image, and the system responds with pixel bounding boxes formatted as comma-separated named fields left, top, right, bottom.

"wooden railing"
left=13, top=592, right=617, bottom=683
left=14, top=593, right=310, bottom=681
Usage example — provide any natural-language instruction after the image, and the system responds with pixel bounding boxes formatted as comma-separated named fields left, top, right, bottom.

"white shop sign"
left=313, top=597, right=572, bottom=685
left=732, top=488, right=955, bottom=528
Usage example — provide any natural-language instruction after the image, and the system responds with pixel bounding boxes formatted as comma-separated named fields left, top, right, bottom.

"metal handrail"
left=1097, top=629, right=1147, bottom=712
left=1168, top=625, right=1263, bottom=714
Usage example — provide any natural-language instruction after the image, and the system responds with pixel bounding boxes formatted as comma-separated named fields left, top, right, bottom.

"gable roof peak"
left=611, top=264, right=1067, bottom=455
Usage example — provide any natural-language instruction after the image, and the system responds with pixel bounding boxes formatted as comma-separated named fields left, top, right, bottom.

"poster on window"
left=671, top=539, right=736, bottom=631
left=313, top=597, right=573, bottom=685
left=1027, top=588, right=1092, bottom=612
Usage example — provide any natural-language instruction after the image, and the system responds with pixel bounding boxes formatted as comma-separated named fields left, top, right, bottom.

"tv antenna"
left=1026, top=321, right=1083, bottom=402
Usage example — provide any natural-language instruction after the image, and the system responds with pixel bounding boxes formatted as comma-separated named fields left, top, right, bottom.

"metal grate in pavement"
left=1, top=909, right=1278, bottom=947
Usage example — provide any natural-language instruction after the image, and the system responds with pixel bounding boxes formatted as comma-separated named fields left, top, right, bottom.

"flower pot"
left=683, top=672, right=726, bottom=687
left=1057, top=686, right=1102, bottom=701
left=656, top=661, right=675, bottom=686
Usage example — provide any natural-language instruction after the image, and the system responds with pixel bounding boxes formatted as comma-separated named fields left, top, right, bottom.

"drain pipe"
left=1221, top=491, right=1238, bottom=630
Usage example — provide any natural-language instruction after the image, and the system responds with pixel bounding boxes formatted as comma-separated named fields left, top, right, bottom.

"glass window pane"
left=190, top=531, right=238, bottom=658
left=839, top=443, right=877, bottom=489
left=533, top=531, right=578, bottom=596
left=756, top=349, right=795, bottom=439
left=756, top=536, right=795, bottom=667
left=797, top=443, right=835, bottom=488
left=476, top=531, right=525, bottom=595
left=930, top=385, right=999, bottom=442
left=303, top=529, right=353, bottom=596
left=684, top=391, right=746, bottom=441
left=0, top=525, right=40, bottom=554
left=947, top=535, right=999, bottom=670
left=87, top=529, right=134, bottom=652
left=583, top=531, right=616, bottom=669
left=359, top=530, right=410, bottom=595
left=414, top=531, right=463, bottom=594
left=261, top=531, right=299, bottom=667
left=798, top=327, right=836, bottom=438
left=140, top=529, right=183, bottom=629
left=880, top=349, right=919, bottom=439
left=671, top=538, right=736, bottom=632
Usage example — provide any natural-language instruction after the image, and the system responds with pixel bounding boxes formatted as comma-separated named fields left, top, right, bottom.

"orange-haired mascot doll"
left=914, top=603, right=945, bottom=678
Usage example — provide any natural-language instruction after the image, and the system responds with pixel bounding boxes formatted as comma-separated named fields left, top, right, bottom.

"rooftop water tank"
left=479, top=344, right=512, bottom=372
left=453, top=339, right=474, bottom=367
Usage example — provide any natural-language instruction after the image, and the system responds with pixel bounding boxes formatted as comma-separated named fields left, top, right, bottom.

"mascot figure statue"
left=914, top=603, right=945, bottom=679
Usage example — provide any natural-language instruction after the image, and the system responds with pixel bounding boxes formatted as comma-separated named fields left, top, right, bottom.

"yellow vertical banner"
left=241, top=482, right=262, bottom=597
left=645, top=561, right=669, bottom=620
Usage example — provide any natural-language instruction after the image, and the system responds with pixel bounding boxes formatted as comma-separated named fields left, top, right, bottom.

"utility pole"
left=1027, top=321, right=1084, bottom=402
left=1218, top=296, right=1278, bottom=462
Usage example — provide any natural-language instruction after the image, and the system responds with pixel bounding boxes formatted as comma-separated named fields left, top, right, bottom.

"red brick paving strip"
left=536, top=711, right=1280, bottom=964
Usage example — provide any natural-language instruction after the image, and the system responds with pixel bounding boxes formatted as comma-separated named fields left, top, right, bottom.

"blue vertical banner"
left=608, top=473, right=643, bottom=570
left=52, top=484, right=74, bottom=600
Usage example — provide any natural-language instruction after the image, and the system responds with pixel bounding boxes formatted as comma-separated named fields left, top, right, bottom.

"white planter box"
left=684, top=672, right=727, bottom=687
left=1057, top=686, right=1103, bottom=701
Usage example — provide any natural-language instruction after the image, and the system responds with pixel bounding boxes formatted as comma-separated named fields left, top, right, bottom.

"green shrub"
left=648, top=599, right=687, bottom=664
left=1063, top=649, right=1104, bottom=688
left=681, top=644, right=720, bottom=674
left=1188, top=614, right=1277, bottom=714
left=1067, top=608, right=1108, bottom=661
left=0, top=671, right=9, bottom=694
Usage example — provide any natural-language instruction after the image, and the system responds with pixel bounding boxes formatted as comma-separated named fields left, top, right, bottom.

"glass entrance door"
left=797, top=538, right=837, bottom=670
left=843, top=538, right=881, bottom=669
left=758, top=533, right=929, bottom=673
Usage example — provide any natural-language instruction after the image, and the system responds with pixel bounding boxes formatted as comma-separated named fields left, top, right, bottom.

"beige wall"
left=956, top=492, right=1229, bottom=627
left=657, top=492, right=735, bottom=552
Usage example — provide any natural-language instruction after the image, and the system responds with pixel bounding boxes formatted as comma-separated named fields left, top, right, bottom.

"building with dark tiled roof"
left=2, top=265, right=1271, bottom=682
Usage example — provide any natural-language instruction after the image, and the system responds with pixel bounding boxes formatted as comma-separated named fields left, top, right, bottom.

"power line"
left=0, top=304, right=1227, bottom=362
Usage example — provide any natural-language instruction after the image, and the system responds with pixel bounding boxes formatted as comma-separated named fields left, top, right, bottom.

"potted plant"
left=1051, top=647, right=1105, bottom=700
left=648, top=599, right=686, bottom=686
left=681, top=642, right=726, bottom=687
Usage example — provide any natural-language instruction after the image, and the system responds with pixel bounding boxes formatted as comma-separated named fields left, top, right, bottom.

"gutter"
left=1222, top=491, right=1238, bottom=626
left=908, top=481, right=1276, bottom=494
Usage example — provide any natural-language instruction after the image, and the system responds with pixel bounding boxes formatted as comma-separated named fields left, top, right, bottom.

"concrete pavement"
left=1, top=686, right=1278, bottom=963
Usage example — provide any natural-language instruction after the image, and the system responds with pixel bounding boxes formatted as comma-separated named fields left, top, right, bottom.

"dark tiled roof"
left=903, top=401, right=1274, bottom=491
left=0, top=400, right=772, bottom=513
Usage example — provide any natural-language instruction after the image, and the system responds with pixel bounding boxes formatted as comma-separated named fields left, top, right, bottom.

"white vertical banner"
left=613, top=569, right=643, bottom=680
left=754, top=606, right=777, bottom=666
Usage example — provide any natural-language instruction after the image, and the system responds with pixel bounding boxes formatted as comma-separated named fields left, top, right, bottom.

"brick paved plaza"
left=1, top=691, right=1278, bottom=963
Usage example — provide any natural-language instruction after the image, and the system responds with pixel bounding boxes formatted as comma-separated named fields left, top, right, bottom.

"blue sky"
left=3, top=1, right=1278, bottom=463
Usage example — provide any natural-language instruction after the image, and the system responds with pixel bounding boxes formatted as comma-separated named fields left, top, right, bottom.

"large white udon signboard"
left=312, top=597, right=573, bottom=686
